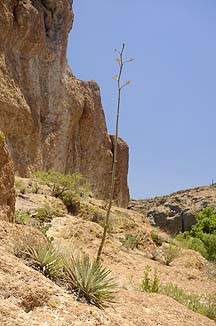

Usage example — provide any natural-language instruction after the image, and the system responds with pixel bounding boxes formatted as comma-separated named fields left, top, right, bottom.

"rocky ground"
left=0, top=177, right=215, bottom=326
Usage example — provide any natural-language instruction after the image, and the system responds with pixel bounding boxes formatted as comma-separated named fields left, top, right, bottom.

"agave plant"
left=63, top=254, right=117, bottom=308
left=25, top=243, right=63, bottom=279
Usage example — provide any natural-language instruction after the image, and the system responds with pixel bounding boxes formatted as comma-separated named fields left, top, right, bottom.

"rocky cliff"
left=130, top=185, right=216, bottom=235
left=0, top=0, right=129, bottom=207
left=0, top=133, right=15, bottom=222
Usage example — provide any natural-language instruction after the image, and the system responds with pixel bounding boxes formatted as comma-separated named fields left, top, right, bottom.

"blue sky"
left=67, top=0, right=216, bottom=199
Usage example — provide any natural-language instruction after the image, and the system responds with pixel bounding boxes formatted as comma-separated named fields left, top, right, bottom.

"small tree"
left=96, top=43, right=133, bottom=261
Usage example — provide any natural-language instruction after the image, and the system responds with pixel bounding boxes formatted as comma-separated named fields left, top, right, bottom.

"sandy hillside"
left=0, top=177, right=215, bottom=326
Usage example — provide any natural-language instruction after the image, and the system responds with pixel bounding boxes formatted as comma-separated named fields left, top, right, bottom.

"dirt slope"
left=0, top=178, right=215, bottom=326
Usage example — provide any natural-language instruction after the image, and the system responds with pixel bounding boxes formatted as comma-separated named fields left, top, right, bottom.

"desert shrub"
left=15, top=179, right=27, bottom=194
left=176, top=208, right=216, bottom=261
left=191, top=207, right=216, bottom=237
left=15, top=205, right=59, bottom=229
left=25, top=243, right=63, bottom=279
left=204, top=294, right=216, bottom=321
left=0, top=131, right=5, bottom=143
left=161, top=283, right=216, bottom=321
left=31, top=182, right=40, bottom=194
left=34, top=205, right=60, bottom=223
left=15, top=210, right=31, bottom=225
left=80, top=203, right=106, bottom=224
left=201, top=233, right=216, bottom=261
left=150, top=231, right=162, bottom=246
left=31, top=205, right=60, bottom=241
left=63, top=254, right=117, bottom=309
left=140, top=265, right=160, bottom=293
left=162, top=243, right=180, bottom=266
left=175, top=232, right=190, bottom=241
left=60, top=192, right=80, bottom=215
left=120, top=234, right=140, bottom=250
left=33, top=170, right=91, bottom=213
left=175, top=234, right=208, bottom=258
left=33, top=170, right=91, bottom=198
left=37, top=223, right=54, bottom=243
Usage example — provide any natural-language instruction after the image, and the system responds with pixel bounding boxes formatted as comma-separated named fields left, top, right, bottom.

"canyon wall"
left=0, top=133, right=15, bottom=222
left=130, top=185, right=216, bottom=235
left=0, top=0, right=129, bottom=207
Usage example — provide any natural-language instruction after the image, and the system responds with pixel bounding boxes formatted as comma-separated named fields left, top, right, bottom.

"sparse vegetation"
left=139, top=269, right=216, bottom=321
left=175, top=233, right=208, bottom=258
left=31, top=182, right=40, bottom=194
left=63, top=254, right=117, bottom=309
left=150, top=230, right=162, bottom=246
left=33, top=205, right=61, bottom=223
left=0, top=131, right=5, bottom=144
left=161, top=242, right=180, bottom=266
left=161, top=283, right=216, bottom=322
left=15, top=210, right=31, bottom=225
left=140, top=265, right=160, bottom=293
left=15, top=205, right=60, bottom=226
left=120, top=233, right=140, bottom=250
left=15, top=179, right=27, bottom=194
left=15, top=205, right=60, bottom=241
left=79, top=203, right=106, bottom=224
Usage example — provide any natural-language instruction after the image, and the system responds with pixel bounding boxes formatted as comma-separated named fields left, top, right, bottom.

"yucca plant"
left=63, top=254, right=117, bottom=309
left=25, top=244, right=63, bottom=279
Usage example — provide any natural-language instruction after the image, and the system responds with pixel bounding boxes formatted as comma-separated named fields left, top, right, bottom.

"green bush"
left=201, top=233, right=216, bottom=261
left=191, top=207, right=216, bottom=237
left=63, top=255, right=117, bottom=309
left=175, top=234, right=208, bottom=258
left=61, top=192, right=81, bottom=215
left=176, top=208, right=216, bottom=261
left=150, top=231, right=162, bottom=246
left=33, top=170, right=91, bottom=197
left=140, top=265, right=160, bottom=293
left=34, top=205, right=60, bottom=223
left=33, top=170, right=91, bottom=213
left=15, top=210, right=31, bottom=225
left=162, top=243, right=180, bottom=266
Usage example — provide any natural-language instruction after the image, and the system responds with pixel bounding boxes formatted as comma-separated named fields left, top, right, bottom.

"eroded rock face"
left=0, top=133, right=15, bottom=222
left=110, top=136, right=130, bottom=207
left=0, top=0, right=129, bottom=206
left=130, top=185, right=216, bottom=235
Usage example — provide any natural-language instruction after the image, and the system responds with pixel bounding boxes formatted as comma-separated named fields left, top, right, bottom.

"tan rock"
left=131, top=185, right=216, bottom=234
left=110, top=135, right=130, bottom=207
left=0, top=133, right=15, bottom=222
left=0, top=0, right=129, bottom=207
